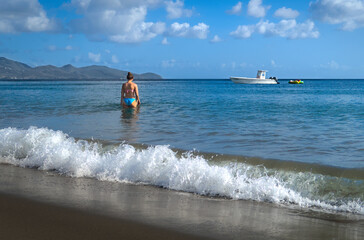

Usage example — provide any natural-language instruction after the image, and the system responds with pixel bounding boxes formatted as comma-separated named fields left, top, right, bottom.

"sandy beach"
left=1, top=164, right=363, bottom=240
left=0, top=193, right=210, bottom=240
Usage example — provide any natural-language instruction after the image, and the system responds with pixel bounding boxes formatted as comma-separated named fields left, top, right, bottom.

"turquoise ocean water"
left=1, top=79, right=363, bottom=215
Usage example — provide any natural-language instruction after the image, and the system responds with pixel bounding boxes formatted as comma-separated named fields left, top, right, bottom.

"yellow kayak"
left=289, top=79, right=304, bottom=84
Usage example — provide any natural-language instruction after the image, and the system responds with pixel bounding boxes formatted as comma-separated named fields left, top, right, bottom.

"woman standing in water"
left=121, top=72, right=140, bottom=108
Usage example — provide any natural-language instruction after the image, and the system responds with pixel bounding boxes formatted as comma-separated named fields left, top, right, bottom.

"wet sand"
left=0, top=193, right=210, bottom=240
left=0, top=164, right=363, bottom=240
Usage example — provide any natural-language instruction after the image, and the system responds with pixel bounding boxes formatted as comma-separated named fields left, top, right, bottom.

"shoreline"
left=1, top=164, right=363, bottom=240
left=0, top=193, right=210, bottom=240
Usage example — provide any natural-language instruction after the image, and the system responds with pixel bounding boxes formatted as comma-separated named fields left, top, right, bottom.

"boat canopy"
left=256, top=70, right=267, bottom=79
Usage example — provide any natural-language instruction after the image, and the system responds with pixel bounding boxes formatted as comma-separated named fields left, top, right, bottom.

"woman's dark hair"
left=127, top=72, right=134, bottom=80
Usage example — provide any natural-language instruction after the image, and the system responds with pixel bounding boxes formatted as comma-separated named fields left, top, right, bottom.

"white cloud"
left=88, top=52, right=101, bottom=63
left=161, top=59, right=176, bottom=68
left=69, top=0, right=209, bottom=43
left=226, top=2, right=243, bottom=15
left=47, top=45, right=73, bottom=51
left=66, top=0, right=208, bottom=43
left=161, top=37, right=170, bottom=44
left=310, top=0, right=364, bottom=31
left=230, top=25, right=255, bottom=38
left=328, top=60, right=339, bottom=69
left=247, top=0, right=271, bottom=18
left=165, top=0, right=193, bottom=19
left=26, top=12, right=53, bottom=32
left=110, top=21, right=166, bottom=43
left=231, top=19, right=319, bottom=39
left=320, top=60, right=341, bottom=70
left=0, top=0, right=57, bottom=33
left=72, top=0, right=92, bottom=10
left=111, top=55, right=119, bottom=63
left=47, top=45, right=57, bottom=51
left=271, top=60, right=276, bottom=67
left=169, top=22, right=209, bottom=39
left=69, top=0, right=161, bottom=12
left=210, top=35, right=222, bottom=43
left=69, top=0, right=165, bottom=43
left=274, top=7, right=299, bottom=19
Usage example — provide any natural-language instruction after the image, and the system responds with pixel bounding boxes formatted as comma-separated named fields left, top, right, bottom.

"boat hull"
left=230, top=77, right=278, bottom=84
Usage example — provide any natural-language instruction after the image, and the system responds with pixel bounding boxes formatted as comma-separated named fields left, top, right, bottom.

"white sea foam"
left=0, top=127, right=363, bottom=215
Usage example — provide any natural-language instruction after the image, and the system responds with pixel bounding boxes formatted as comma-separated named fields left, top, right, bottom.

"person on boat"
left=121, top=72, right=140, bottom=108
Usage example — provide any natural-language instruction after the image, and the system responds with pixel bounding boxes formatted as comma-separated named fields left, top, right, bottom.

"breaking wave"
left=0, top=127, right=363, bottom=215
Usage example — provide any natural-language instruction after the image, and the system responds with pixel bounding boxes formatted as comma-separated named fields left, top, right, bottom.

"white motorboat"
left=230, top=70, right=279, bottom=84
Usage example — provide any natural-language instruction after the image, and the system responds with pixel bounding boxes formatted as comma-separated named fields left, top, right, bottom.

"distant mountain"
left=0, top=57, right=162, bottom=80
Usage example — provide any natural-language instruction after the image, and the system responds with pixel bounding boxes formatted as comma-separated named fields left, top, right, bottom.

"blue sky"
left=0, top=0, right=363, bottom=78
